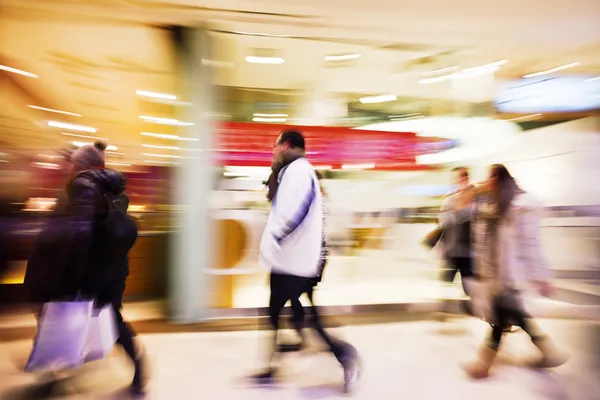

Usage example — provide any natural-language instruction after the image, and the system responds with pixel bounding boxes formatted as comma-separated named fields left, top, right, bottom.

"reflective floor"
left=1, top=318, right=599, bottom=399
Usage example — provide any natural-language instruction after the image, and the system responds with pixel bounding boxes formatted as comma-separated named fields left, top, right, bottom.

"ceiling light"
left=143, top=153, right=181, bottom=159
left=28, top=105, right=81, bottom=117
left=72, top=141, right=117, bottom=151
left=245, top=56, right=285, bottom=64
left=523, top=62, right=580, bottom=78
left=253, top=113, right=288, bottom=117
left=49, top=121, right=96, bottom=133
left=0, top=65, right=38, bottom=78
left=142, top=144, right=181, bottom=150
left=106, top=151, right=125, bottom=156
left=140, top=116, right=194, bottom=126
left=325, top=54, right=361, bottom=61
left=136, top=90, right=177, bottom=100
left=32, top=162, right=60, bottom=169
left=38, top=154, right=63, bottom=160
left=61, top=132, right=107, bottom=141
left=419, top=61, right=506, bottom=84
left=462, top=60, right=508, bottom=73
left=252, top=117, right=287, bottom=123
left=421, top=66, right=460, bottom=75
left=359, top=95, right=397, bottom=104
left=106, top=162, right=132, bottom=167
left=585, top=76, right=600, bottom=82
left=141, top=132, right=199, bottom=141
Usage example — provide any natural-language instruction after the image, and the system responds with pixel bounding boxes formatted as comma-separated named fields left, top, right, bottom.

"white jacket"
left=259, top=157, right=323, bottom=278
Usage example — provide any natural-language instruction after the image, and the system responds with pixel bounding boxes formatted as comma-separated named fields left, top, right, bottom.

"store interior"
left=1, top=1, right=599, bottom=311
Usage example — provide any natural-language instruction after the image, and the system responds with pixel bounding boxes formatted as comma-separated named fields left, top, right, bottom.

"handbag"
left=83, top=304, right=118, bottom=362
left=421, top=225, right=444, bottom=249
left=25, top=300, right=93, bottom=372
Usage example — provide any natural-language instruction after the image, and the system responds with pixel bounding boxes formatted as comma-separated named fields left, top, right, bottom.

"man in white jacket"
left=252, top=129, right=360, bottom=394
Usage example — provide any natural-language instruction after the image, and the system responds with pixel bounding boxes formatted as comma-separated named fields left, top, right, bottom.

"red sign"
left=215, top=122, right=452, bottom=170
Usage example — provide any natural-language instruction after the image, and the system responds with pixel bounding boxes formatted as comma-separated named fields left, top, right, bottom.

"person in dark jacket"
left=61, top=142, right=145, bottom=395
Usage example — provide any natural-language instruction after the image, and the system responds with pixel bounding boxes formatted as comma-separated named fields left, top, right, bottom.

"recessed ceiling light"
left=462, top=60, right=508, bottom=73
left=143, top=153, right=182, bottom=159
left=523, top=62, right=580, bottom=78
left=142, top=144, right=181, bottom=150
left=359, top=95, right=397, bottom=104
left=49, top=121, right=96, bottom=133
left=140, top=116, right=194, bottom=126
left=419, top=60, right=507, bottom=84
left=28, top=105, right=81, bottom=117
left=325, top=54, right=361, bottom=61
left=141, top=132, right=199, bottom=141
left=136, top=90, right=177, bottom=100
left=245, top=56, right=285, bottom=64
left=0, top=65, right=38, bottom=78
left=421, top=66, right=460, bottom=76
left=32, top=162, right=60, bottom=169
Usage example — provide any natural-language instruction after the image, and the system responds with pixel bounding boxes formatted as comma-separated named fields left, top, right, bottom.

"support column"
left=169, top=26, right=217, bottom=323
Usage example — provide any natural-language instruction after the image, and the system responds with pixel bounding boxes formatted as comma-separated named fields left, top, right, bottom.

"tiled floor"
left=1, top=318, right=598, bottom=399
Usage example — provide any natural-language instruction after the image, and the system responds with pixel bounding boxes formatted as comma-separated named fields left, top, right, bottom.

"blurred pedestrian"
left=462, top=164, right=568, bottom=379
left=253, top=130, right=361, bottom=394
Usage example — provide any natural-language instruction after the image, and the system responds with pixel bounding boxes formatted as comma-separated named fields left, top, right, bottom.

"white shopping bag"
left=25, top=300, right=93, bottom=372
left=83, top=305, right=118, bottom=362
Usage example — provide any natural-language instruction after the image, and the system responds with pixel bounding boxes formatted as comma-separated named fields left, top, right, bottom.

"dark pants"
left=111, top=303, right=139, bottom=366
left=98, top=285, right=142, bottom=387
left=487, top=290, right=544, bottom=351
left=441, top=257, right=474, bottom=296
left=268, top=273, right=347, bottom=366
left=289, top=285, right=344, bottom=353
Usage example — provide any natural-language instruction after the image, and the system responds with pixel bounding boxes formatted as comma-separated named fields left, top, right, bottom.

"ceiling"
left=1, top=0, right=600, bottom=166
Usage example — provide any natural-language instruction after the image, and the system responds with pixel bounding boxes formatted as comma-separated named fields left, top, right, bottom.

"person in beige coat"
left=462, top=164, right=568, bottom=379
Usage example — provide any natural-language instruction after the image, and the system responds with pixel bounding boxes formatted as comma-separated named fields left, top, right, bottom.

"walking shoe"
left=532, top=337, right=569, bottom=368
left=341, top=353, right=361, bottom=394
left=249, top=369, right=278, bottom=386
left=461, top=346, right=497, bottom=379
left=278, top=341, right=304, bottom=353
left=130, top=357, right=147, bottom=396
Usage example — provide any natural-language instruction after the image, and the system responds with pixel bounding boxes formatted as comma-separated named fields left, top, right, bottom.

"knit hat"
left=69, top=141, right=106, bottom=170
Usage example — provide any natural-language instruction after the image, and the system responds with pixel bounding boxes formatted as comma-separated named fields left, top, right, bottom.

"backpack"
left=99, top=192, right=138, bottom=263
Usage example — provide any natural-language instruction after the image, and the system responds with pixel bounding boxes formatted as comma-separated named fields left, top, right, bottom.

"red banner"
left=215, top=122, right=453, bottom=170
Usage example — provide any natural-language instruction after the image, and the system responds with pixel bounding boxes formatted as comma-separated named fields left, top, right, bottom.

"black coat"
left=26, top=168, right=131, bottom=304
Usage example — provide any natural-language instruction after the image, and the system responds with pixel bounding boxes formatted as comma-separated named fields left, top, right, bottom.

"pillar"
left=169, top=26, right=218, bottom=323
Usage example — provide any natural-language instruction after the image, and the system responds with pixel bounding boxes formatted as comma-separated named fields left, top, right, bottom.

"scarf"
left=477, top=181, right=525, bottom=291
